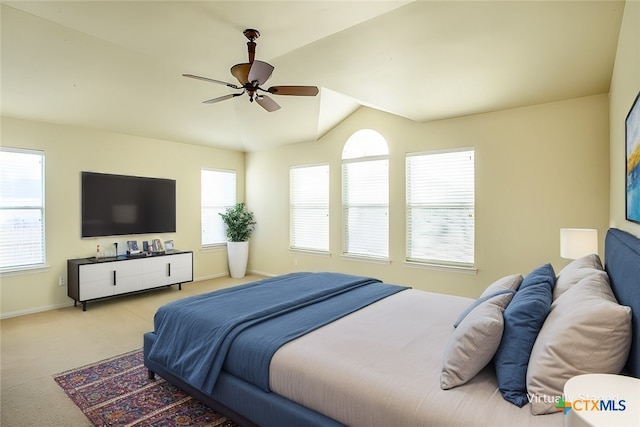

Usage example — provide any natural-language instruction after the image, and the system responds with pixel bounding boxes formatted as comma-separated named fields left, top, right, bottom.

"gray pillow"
left=554, top=254, right=603, bottom=300
left=526, top=271, right=632, bottom=415
left=441, top=292, right=514, bottom=390
left=480, top=274, right=523, bottom=298
left=454, top=289, right=515, bottom=328
left=453, top=274, right=521, bottom=327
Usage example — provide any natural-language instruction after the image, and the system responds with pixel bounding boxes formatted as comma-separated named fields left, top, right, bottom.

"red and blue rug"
left=54, top=349, right=238, bottom=426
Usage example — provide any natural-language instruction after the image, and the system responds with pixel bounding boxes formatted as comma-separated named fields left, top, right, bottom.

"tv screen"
left=81, top=172, right=176, bottom=238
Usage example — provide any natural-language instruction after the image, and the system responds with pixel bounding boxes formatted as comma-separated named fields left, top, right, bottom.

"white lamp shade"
left=560, top=228, right=598, bottom=259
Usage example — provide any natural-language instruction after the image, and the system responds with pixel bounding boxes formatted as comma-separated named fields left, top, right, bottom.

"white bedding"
left=269, top=289, right=563, bottom=427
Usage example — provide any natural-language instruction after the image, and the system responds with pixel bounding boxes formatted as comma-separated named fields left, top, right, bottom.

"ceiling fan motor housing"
left=244, top=29, right=260, bottom=63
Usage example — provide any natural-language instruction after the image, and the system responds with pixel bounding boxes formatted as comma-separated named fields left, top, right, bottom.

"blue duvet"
left=148, top=272, right=407, bottom=394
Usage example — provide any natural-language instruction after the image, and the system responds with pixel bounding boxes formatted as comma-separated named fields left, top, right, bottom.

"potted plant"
left=219, top=203, right=256, bottom=278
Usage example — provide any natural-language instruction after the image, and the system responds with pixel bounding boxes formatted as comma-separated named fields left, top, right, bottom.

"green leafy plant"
left=219, top=203, right=256, bottom=242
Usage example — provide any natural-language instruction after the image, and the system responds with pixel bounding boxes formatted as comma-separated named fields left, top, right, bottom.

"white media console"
left=67, top=250, right=193, bottom=311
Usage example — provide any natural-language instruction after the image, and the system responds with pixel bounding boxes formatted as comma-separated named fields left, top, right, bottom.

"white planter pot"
left=227, top=241, right=249, bottom=278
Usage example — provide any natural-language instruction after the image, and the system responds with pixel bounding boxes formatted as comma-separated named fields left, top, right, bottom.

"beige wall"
left=0, top=117, right=245, bottom=317
left=246, top=95, right=610, bottom=298
left=610, top=0, right=640, bottom=236
left=4, top=1, right=636, bottom=317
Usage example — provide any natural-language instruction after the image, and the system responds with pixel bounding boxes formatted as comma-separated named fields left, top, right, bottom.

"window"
left=0, top=148, right=46, bottom=271
left=342, top=129, right=389, bottom=259
left=201, top=169, right=236, bottom=246
left=290, top=164, right=329, bottom=252
left=406, top=148, right=475, bottom=267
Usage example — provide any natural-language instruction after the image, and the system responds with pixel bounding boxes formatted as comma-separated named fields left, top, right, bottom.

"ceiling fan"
left=183, top=29, right=319, bottom=112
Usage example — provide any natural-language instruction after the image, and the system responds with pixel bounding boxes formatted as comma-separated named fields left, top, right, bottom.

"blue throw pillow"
left=519, top=263, right=555, bottom=291
left=493, top=263, right=555, bottom=407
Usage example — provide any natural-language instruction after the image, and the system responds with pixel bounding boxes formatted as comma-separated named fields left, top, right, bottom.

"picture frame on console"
left=626, top=91, right=640, bottom=223
left=152, top=239, right=164, bottom=253
left=127, top=240, right=140, bottom=254
left=165, top=240, right=174, bottom=251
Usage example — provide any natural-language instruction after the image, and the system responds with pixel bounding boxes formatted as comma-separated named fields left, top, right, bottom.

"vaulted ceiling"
left=1, top=1, right=624, bottom=152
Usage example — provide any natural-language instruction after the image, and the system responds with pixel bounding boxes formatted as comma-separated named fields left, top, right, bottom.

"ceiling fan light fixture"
left=230, top=63, right=251, bottom=84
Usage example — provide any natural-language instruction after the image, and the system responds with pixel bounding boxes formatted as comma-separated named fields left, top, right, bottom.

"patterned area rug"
left=54, top=349, right=239, bottom=426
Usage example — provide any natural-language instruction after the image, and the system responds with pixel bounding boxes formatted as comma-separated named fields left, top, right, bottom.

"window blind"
left=290, top=164, right=329, bottom=252
left=406, top=149, right=475, bottom=266
left=201, top=169, right=236, bottom=246
left=0, top=148, right=46, bottom=270
left=343, top=158, right=389, bottom=258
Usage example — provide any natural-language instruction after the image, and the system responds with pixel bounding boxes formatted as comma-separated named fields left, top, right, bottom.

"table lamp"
left=560, top=228, right=598, bottom=259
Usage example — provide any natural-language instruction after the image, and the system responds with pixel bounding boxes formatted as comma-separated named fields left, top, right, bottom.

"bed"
left=143, top=228, right=640, bottom=427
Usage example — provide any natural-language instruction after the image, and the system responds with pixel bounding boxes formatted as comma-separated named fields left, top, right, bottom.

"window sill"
left=289, top=248, right=331, bottom=258
left=0, top=264, right=50, bottom=277
left=340, top=253, right=391, bottom=265
left=201, top=244, right=227, bottom=252
left=403, top=261, right=477, bottom=275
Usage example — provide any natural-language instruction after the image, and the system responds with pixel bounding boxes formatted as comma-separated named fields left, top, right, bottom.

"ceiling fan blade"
left=202, top=93, right=243, bottom=104
left=183, top=74, right=241, bottom=89
left=256, top=95, right=281, bottom=112
left=267, top=86, right=319, bottom=96
left=248, top=60, right=274, bottom=86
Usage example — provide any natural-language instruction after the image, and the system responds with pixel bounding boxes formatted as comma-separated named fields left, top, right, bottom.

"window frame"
left=289, top=163, right=330, bottom=254
left=405, top=147, right=475, bottom=270
left=341, top=130, right=390, bottom=261
left=0, top=147, right=47, bottom=273
left=200, top=168, right=236, bottom=248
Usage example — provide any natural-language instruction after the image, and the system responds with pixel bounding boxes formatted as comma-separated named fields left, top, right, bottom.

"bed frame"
left=604, top=228, right=640, bottom=378
left=144, top=227, right=640, bottom=427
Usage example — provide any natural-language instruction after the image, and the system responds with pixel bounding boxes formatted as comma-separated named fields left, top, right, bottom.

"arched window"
left=342, top=129, right=389, bottom=159
left=342, top=129, right=389, bottom=259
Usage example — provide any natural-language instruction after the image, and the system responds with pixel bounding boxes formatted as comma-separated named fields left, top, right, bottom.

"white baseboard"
left=247, top=269, right=277, bottom=277
left=197, top=270, right=276, bottom=280
left=193, top=272, right=229, bottom=282
left=1, top=302, right=74, bottom=320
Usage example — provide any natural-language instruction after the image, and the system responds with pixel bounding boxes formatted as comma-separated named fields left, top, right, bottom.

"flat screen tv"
left=81, top=172, right=176, bottom=238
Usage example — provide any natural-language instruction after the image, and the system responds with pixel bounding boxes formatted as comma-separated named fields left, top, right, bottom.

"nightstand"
left=563, top=373, right=640, bottom=427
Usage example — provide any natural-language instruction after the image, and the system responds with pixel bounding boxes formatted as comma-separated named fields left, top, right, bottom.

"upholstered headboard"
left=605, top=228, right=640, bottom=378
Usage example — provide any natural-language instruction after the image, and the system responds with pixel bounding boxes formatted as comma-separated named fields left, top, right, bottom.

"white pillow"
left=441, top=292, right=514, bottom=390
left=554, top=254, right=603, bottom=300
left=526, top=271, right=632, bottom=415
